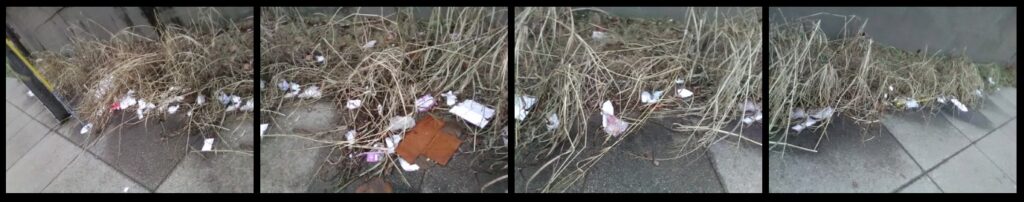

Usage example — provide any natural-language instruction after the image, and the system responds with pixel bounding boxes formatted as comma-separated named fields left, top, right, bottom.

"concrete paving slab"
left=156, top=151, right=254, bottom=193
left=709, top=136, right=763, bottom=193
left=6, top=120, right=51, bottom=170
left=943, top=98, right=1015, bottom=141
left=581, top=118, right=724, bottom=193
left=928, top=146, right=1016, bottom=193
left=897, top=175, right=942, bottom=193
left=988, top=88, right=1017, bottom=110
left=42, top=152, right=149, bottom=193
left=156, top=116, right=254, bottom=193
left=883, top=111, right=972, bottom=169
left=974, top=119, right=1017, bottom=181
left=88, top=113, right=190, bottom=190
left=770, top=117, right=922, bottom=193
left=259, top=102, right=339, bottom=193
left=5, top=133, right=84, bottom=192
left=31, top=104, right=62, bottom=129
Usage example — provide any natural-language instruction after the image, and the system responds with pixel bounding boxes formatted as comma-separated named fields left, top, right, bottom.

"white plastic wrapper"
left=442, top=91, right=457, bottom=106
left=399, top=158, right=420, bottom=171
left=988, top=77, right=996, bottom=84
left=546, top=113, right=560, bottom=131
left=225, top=96, right=243, bottom=111
left=674, top=79, right=685, bottom=84
left=362, top=40, right=377, bottom=49
left=260, top=124, right=269, bottom=139
left=240, top=99, right=254, bottom=112
left=315, top=55, right=325, bottom=63
left=974, top=89, right=983, bottom=96
left=810, top=107, right=834, bottom=120
left=677, top=88, right=693, bottom=98
left=387, top=116, right=416, bottom=131
left=385, top=134, right=402, bottom=154
left=27, top=91, right=34, bottom=97
left=278, top=80, right=291, bottom=91
left=600, top=101, right=628, bottom=137
left=937, top=96, right=947, bottom=104
left=167, top=105, right=180, bottom=114
left=591, top=31, right=607, bottom=41
left=80, top=123, right=94, bottom=135
left=949, top=98, right=969, bottom=112
left=741, top=117, right=754, bottom=125
left=283, top=82, right=301, bottom=98
left=449, top=99, right=496, bottom=128
left=790, top=108, right=806, bottom=119
left=196, top=95, right=206, bottom=106
left=298, top=86, right=322, bottom=99
left=201, top=138, right=215, bottom=151
left=904, top=98, right=919, bottom=109
left=514, top=95, right=537, bottom=120
left=791, top=118, right=818, bottom=132
left=741, top=100, right=759, bottom=112
left=415, top=95, right=435, bottom=112
left=345, top=130, right=356, bottom=142
left=640, top=91, right=664, bottom=104
left=346, top=100, right=362, bottom=109
left=753, top=111, right=763, bottom=121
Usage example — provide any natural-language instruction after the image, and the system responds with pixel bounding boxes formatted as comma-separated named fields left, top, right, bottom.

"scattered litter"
left=591, top=30, right=607, bottom=41
left=315, top=55, right=325, bottom=64
left=741, top=100, right=759, bottom=112
left=753, top=111, right=763, bottom=121
left=988, top=77, right=996, bottom=84
left=600, top=101, right=628, bottom=137
left=791, top=118, right=818, bottom=132
left=346, top=99, right=362, bottom=109
left=514, top=95, right=537, bottom=120
left=196, top=95, right=206, bottom=105
left=889, top=85, right=894, bottom=91
left=298, top=85, right=322, bottom=99
left=27, top=91, right=34, bottom=97
left=123, top=187, right=129, bottom=193
left=449, top=99, right=495, bottom=128
left=809, top=107, right=834, bottom=120
left=260, top=80, right=266, bottom=91
left=225, top=96, right=243, bottom=111
left=260, top=124, right=269, bottom=139
left=345, top=130, right=356, bottom=142
left=277, top=80, right=291, bottom=91
left=415, top=95, right=435, bottom=112
left=675, top=79, right=685, bottom=84
left=904, top=98, right=919, bottom=109
left=790, top=108, right=806, bottom=119
left=239, top=99, right=254, bottom=112
left=546, top=113, right=560, bottom=131
left=677, top=88, right=693, bottom=98
left=115, top=91, right=138, bottom=111
left=201, top=138, right=214, bottom=151
left=974, top=89, right=983, bottom=96
left=387, top=116, right=416, bottom=131
left=283, top=82, right=301, bottom=98
left=167, top=105, right=180, bottom=114
left=398, top=158, right=420, bottom=171
left=364, top=152, right=381, bottom=163
left=741, top=117, right=754, bottom=125
left=385, top=134, right=402, bottom=154
left=442, top=91, right=457, bottom=106
left=80, top=123, right=93, bottom=135
left=949, top=98, right=968, bottom=112
left=362, top=40, right=377, bottom=49
left=937, top=96, right=947, bottom=103
left=93, top=76, right=113, bottom=98
left=135, top=99, right=156, bottom=119
left=640, top=91, right=664, bottom=104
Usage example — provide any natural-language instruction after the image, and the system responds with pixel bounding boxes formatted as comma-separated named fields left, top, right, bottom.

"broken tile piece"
left=396, top=115, right=445, bottom=162
left=424, top=129, right=461, bottom=166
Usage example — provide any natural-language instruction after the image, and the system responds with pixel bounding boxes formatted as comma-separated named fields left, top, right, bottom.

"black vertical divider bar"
left=252, top=6, right=262, bottom=194
left=761, top=6, right=770, bottom=195
left=506, top=6, right=516, bottom=194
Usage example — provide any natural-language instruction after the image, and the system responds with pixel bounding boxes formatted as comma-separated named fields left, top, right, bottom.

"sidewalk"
left=770, top=88, right=1017, bottom=193
left=5, top=78, right=254, bottom=193
left=259, top=102, right=508, bottom=193
left=514, top=116, right=763, bottom=193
